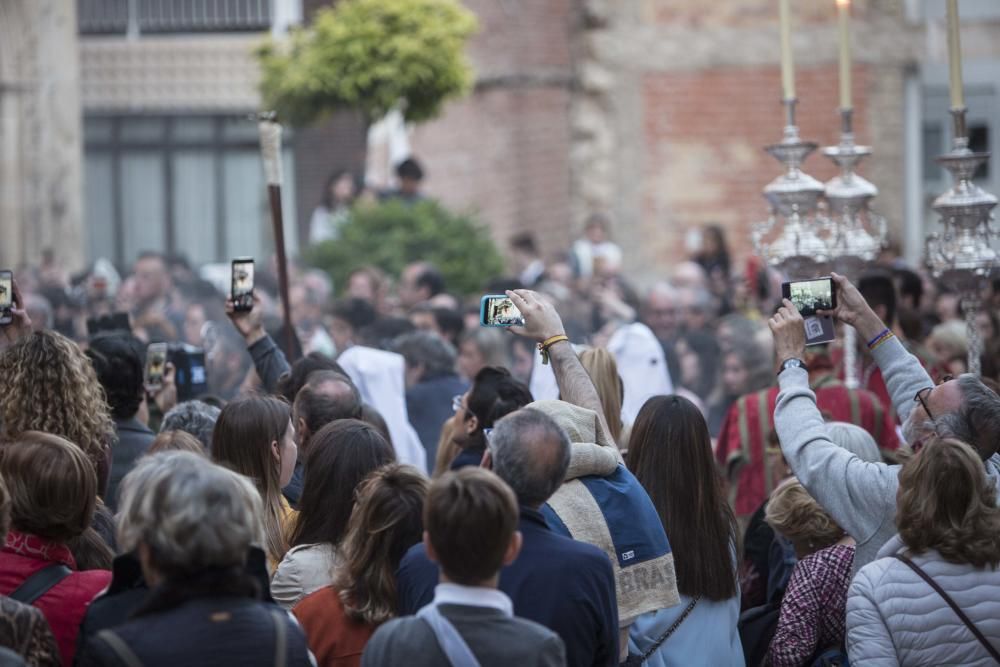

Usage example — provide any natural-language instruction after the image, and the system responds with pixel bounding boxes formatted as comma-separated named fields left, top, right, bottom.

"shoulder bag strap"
left=8, top=563, right=72, bottom=605
left=894, top=554, right=1000, bottom=662
left=96, top=630, right=145, bottom=667
left=270, top=608, right=288, bottom=667
left=640, top=596, right=700, bottom=661
left=417, top=605, right=481, bottom=667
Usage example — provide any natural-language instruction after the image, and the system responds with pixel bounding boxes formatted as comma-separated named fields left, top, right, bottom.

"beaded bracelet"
left=867, top=328, right=894, bottom=351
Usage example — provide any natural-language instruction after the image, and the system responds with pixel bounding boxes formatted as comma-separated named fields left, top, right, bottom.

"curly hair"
left=766, top=477, right=845, bottom=556
left=0, top=331, right=113, bottom=483
left=897, top=437, right=1000, bottom=567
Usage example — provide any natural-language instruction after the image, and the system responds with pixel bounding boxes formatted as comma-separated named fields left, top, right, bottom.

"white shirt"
left=432, top=582, right=514, bottom=617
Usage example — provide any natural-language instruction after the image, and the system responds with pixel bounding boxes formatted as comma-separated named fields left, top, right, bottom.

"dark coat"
left=405, top=373, right=467, bottom=469
left=396, top=507, right=619, bottom=667
left=107, top=418, right=156, bottom=511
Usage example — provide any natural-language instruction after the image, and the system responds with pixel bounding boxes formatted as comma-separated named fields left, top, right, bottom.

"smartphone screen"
left=0, top=271, right=13, bottom=325
left=231, top=258, right=255, bottom=312
left=784, top=278, right=836, bottom=317
left=146, top=342, right=168, bottom=391
left=782, top=277, right=837, bottom=346
left=480, top=295, right=525, bottom=327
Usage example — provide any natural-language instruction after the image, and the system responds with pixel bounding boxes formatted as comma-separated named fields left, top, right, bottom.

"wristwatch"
left=778, top=358, right=806, bottom=376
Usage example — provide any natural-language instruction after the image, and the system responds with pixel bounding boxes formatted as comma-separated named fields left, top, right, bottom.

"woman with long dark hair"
left=626, top=395, right=743, bottom=665
left=211, top=396, right=297, bottom=570
left=271, top=420, right=395, bottom=609
left=293, top=464, right=428, bottom=666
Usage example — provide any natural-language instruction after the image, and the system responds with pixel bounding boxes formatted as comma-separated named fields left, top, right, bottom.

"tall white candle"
left=837, top=0, right=852, bottom=110
left=779, top=0, right=795, bottom=100
left=946, top=0, right=965, bottom=109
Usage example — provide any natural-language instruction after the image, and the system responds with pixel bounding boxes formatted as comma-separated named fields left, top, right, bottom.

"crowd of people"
left=1, top=214, right=1000, bottom=666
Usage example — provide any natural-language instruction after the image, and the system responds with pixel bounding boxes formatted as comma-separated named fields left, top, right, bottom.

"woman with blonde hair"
left=211, top=395, right=297, bottom=570
left=579, top=347, right=625, bottom=446
left=847, top=438, right=1000, bottom=665
left=293, top=464, right=428, bottom=666
left=0, top=330, right=114, bottom=496
left=765, top=478, right=855, bottom=666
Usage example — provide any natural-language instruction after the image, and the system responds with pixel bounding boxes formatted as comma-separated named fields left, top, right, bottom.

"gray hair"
left=937, top=374, right=1000, bottom=459
left=462, top=328, right=511, bottom=369
left=488, top=409, right=571, bottom=508
left=117, top=451, right=263, bottom=576
left=826, top=422, right=881, bottom=463
left=161, top=400, right=221, bottom=452
left=393, top=331, right=457, bottom=378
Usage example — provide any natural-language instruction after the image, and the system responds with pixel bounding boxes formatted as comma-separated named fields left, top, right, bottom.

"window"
left=83, top=114, right=297, bottom=267
left=78, top=0, right=273, bottom=35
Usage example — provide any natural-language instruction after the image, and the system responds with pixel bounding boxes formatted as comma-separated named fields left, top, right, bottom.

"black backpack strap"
left=894, top=554, right=1000, bottom=663
left=96, top=629, right=144, bottom=667
left=8, top=563, right=72, bottom=605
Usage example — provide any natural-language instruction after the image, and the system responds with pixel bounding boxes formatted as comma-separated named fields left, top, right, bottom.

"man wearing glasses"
left=769, top=272, right=1000, bottom=572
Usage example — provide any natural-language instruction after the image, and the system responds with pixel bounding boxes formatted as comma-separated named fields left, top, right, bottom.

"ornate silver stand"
left=753, top=99, right=831, bottom=277
left=822, top=108, right=886, bottom=388
left=925, top=108, right=998, bottom=376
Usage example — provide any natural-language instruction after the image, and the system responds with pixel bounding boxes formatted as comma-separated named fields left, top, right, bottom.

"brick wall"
left=409, top=0, right=577, bottom=264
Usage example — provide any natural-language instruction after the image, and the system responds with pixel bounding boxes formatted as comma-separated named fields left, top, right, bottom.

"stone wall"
left=0, top=0, right=84, bottom=271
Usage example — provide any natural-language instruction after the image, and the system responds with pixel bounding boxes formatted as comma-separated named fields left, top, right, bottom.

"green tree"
left=258, top=0, right=478, bottom=127
left=306, top=199, right=504, bottom=297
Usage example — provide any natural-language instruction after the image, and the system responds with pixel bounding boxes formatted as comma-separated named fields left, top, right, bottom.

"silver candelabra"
left=822, top=108, right=886, bottom=388
left=753, top=99, right=832, bottom=278
left=925, top=108, right=999, bottom=376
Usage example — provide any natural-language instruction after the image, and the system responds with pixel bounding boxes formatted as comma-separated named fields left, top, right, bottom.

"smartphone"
left=782, top=277, right=837, bottom=345
left=480, top=295, right=524, bottom=327
left=231, top=258, right=255, bottom=312
left=146, top=342, right=168, bottom=391
left=0, top=271, right=12, bottom=326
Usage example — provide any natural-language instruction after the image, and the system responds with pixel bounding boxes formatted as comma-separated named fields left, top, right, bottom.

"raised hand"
left=505, top=290, right=565, bottom=343
left=225, top=294, right=266, bottom=345
left=768, top=299, right=807, bottom=365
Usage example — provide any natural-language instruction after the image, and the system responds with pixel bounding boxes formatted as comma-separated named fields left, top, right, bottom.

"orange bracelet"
left=538, top=334, right=569, bottom=365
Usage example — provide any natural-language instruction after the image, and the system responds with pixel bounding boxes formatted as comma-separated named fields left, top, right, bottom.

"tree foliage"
left=258, top=0, right=478, bottom=127
left=306, top=199, right=504, bottom=297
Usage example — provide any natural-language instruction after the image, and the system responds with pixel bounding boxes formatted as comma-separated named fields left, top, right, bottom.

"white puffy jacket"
left=847, top=534, right=1000, bottom=666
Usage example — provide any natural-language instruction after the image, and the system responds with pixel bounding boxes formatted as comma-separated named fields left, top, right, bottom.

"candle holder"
left=822, top=108, right=886, bottom=388
left=753, top=98, right=832, bottom=277
left=925, top=107, right=999, bottom=376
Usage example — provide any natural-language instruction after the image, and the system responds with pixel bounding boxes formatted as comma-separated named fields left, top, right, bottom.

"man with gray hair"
left=394, top=331, right=467, bottom=467
left=161, top=400, right=221, bottom=452
left=396, top=407, right=619, bottom=667
left=769, top=272, right=1000, bottom=570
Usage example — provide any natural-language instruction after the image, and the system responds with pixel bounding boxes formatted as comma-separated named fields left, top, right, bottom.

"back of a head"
left=858, top=271, right=897, bottom=326
left=211, top=395, right=290, bottom=496
left=939, top=374, right=1000, bottom=460
left=897, top=437, right=1000, bottom=567
left=628, top=395, right=736, bottom=600
left=335, top=464, right=429, bottom=625
left=928, top=319, right=967, bottom=359
left=393, top=331, right=457, bottom=379
left=579, top=347, right=624, bottom=443
left=331, top=298, right=378, bottom=333
left=463, top=327, right=511, bottom=370
left=766, top=477, right=843, bottom=556
left=0, top=432, right=97, bottom=543
left=413, top=263, right=444, bottom=298
left=0, top=330, right=112, bottom=465
left=292, top=419, right=396, bottom=548
left=117, top=451, right=263, bottom=577
left=149, top=430, right=207, bottom=456
left=396, top=157, right=424, bottom=182
left=425, top=468, right=519, bottom=585
left=161, top=400, right=221, bottom=452
left=825, top=422, right=881, bottom=463
left=276, top=352, right=347, bottom=403
left=489, top=409, right=571, bottom=508
left=293, top=370, right=362, bottom=441
left=468, top=367, right=533, bottom=432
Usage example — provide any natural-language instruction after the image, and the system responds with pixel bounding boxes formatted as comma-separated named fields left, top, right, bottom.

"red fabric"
left=0, top=530, right=111, bottom=666
left=716, top=377, right=901, bottom=517
left=293, top=586, right=376, bottom=667
left=829, top=343, right=949, bottom=417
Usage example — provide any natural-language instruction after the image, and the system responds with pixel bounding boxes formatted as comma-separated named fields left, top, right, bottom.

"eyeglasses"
left=452, top=394, right=464, bottom=413
left=912, top=374, right=954, bottom=423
